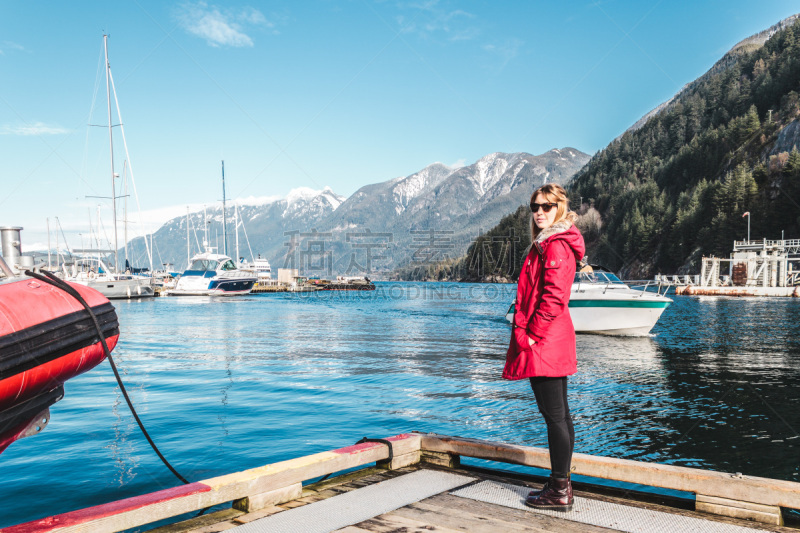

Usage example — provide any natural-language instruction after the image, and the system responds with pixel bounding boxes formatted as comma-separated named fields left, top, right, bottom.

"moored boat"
left=506, top=266, right=672, bottom=336
left=0, top=264, right=119, bottom=454
left=167, top=251, right=257, bottom=296
left=62, top=257, right=154, bottom=299
left=240, top=255, right=273, bottom=284
left=569, top=268, right=672, bottom=335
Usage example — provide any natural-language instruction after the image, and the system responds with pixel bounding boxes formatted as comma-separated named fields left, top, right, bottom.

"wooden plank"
left=404, top=494, right=618, bottom=533
left=146, top=509, right=244, bottom=533
left=696, top=494, right=782, bottom=515
left=391, top=502, right=552, bottom=533
left=356, top=513, right=468, bottom=533
left=0, top=482, right=214, bottom=533
left=304, top=466, right=390, bottom=493
left=421, top=433, right=800, bottom=509
left=232, top=482, right=301, bottom=512
left=278, top=499, right=309, bottom=509
left=5, top=433, right=421, bottom=533
left=230, top=505, right=285, bottom=524
left=377, top=450, right=420, bottom=470
left=696, top=494, right=783, bottom=526
left=420, top=450, right=460, bottom=468
left=182, top=521, right=238, bottom=533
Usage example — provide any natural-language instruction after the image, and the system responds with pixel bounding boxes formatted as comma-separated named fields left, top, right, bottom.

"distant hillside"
left=570, top=14, right=800, bottom=278
left=457, top=14, right=800, bottom=281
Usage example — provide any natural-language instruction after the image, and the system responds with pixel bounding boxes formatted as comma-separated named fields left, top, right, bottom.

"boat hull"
left=169, top=275, right=256, bottom=296
left=0, top=276, right=118, bottom=453
left=569, top=299, right=670, bottom=336
left=73, top=277, right=154, bottom=300
left=505, top=286, right=672, bottom=336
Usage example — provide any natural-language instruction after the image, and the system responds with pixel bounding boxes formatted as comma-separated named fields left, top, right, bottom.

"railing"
left=734, top=239, right=800, bottom=249
left=629, top=279, right=673, bottom=297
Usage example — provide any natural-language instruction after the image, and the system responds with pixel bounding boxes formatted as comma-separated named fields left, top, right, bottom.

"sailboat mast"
left=235, top=201, right=240, bottom=264
left=55, top=217, right=60, bottom=267
left=123, top=160, right=128, bottom=268
left=186, top=207, right=190, bottom=269
left=46, top=218, right=52, bottom=270
left=203, top=205, right=208, bottom=250
left=221, top=160, right=227, bottom=256
left=104, top=34, right=119, bottom=273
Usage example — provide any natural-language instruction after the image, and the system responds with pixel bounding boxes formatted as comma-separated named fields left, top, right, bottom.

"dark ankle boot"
left=525, top=476, right=573, bottom=512
left=526, top=477, right=551, bottom=498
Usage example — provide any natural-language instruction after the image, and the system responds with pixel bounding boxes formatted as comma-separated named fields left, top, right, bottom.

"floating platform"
left=676, top=285, right=800, bottom=297
left=312, top=282, right=376, bottom=291
left=6, top=433, right=799, bottom=532
left=250, top=285, right=288, bottom=294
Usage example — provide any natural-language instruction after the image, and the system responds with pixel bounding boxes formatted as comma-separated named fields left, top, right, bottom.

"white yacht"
left=506, top=267, right=672, bottom=336
left=168, top=252, right=257, bottom=296
left=240, top=255, right=272, bottom=283
left=63, top=258, right=154, bottom=299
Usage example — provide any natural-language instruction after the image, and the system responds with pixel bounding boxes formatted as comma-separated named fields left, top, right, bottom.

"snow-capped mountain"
left=124, top=148, right=589, bottom=274
left=125, top=187, right=345, bottom=269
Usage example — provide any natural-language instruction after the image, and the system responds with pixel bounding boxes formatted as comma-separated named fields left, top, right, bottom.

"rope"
left=24, top=269, right=190, bottom=485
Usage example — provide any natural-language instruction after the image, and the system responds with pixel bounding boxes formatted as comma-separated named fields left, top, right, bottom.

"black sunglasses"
left=530, top=202, right=558, bottom=213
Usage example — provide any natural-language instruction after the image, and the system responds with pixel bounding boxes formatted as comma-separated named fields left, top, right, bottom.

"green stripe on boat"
left=569, top=300, right=670, bottom=308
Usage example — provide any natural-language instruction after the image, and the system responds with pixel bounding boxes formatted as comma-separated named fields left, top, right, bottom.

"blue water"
left=1, top=282, right=799, bottom=527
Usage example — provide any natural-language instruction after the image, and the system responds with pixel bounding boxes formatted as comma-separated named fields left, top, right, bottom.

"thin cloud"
left=0, top=122, right=71, bottom=136
left=176, top=2, right=276, bottom=47
left=396, top=3, right=479, bottom=42
left=483, top=38, right=524, bottom=71
left=0, top=41, right=26, bottom=55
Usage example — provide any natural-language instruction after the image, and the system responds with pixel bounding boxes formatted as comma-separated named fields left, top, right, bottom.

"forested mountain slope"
left=570, top=16, right=800, bottom=277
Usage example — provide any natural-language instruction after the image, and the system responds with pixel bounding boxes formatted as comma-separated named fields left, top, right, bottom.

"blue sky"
left=1, top=1, right=798, bottom=250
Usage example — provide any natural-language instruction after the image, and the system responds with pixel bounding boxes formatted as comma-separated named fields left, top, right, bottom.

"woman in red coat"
left=504, top=183, right=585, bottom=512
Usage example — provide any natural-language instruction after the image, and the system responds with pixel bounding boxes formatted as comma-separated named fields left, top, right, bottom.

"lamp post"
left=743, top=212, right=751, bottom=242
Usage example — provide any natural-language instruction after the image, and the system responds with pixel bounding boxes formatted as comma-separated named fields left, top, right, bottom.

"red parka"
left=503, top=221, right=585, bottom=380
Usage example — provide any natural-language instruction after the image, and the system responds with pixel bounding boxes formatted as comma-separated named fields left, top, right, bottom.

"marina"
left=0, top=281, right=798, bottom=530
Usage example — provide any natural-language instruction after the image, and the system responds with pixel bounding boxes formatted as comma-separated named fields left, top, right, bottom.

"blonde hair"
left=529, top=183, right=577, bottom=241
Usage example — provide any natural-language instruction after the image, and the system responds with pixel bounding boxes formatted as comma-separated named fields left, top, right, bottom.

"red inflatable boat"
left=0, top=275, right=119, bottom=454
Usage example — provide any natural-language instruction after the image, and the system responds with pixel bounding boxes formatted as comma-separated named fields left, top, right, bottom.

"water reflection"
left=0, top=284, right=798, bottom=528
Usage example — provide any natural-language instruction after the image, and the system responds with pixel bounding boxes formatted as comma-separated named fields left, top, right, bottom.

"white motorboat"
left=506, top=267, right=672, bottom=336
left=167, top=251, right=257, bottom=296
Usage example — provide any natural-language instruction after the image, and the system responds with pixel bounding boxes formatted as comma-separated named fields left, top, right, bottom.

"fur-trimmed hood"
left=535, top=219, right=574, bottom=243
left=534, top=220, right=585, bottom=262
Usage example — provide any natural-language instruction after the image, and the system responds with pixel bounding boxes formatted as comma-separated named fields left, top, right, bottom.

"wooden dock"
left=250, top=284, right=288, bottom=294
left=4, top=433, right=799, bottom=532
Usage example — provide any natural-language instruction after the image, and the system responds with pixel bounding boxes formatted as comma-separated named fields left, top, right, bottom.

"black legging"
left=530, top=376, right=574, bottom=478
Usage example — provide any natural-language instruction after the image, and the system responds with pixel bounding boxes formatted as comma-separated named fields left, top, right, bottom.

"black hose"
left=356, top=437, right=394, bottom=462
left=25, top=269, right=190, bottom=485
left=315, top=437, right=396, bottom=484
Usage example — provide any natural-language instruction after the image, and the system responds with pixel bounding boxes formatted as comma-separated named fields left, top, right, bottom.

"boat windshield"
left=574, top=271, right=625, bottom=285
left=220, top=260, right=237, bottom=271
left=189, top=259, right=219, bottom=271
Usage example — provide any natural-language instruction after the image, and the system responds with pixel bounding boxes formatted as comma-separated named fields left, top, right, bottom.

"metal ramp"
left=450, top=480, right=772, bottom=533
left=232, top=469, right=475, bottom=533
